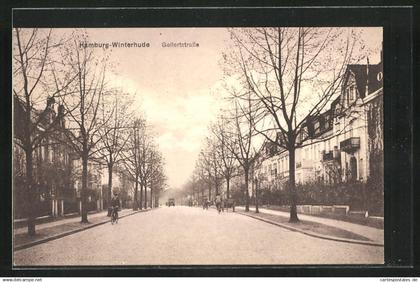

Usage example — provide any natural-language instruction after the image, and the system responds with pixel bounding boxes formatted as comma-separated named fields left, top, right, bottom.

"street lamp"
left=254, top=177, right=259, bottom=213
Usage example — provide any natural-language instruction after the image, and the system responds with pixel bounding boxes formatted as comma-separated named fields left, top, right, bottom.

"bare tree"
left=195, top=152, right=215, bottom=201
left=225, top=27, right=361, bottom=221
left=148, top=152, right=166, bottom=208
left=210, top=118, right=237, bottom=200
left=224, top=94, right=262, bottom=212
left=96, top=92, right=133, bottom=215
left=141, top=143, right=161, bottom=209
left=121, top=118, right=144, bottom=210
left=190, top=165, right=208, bottom=203
left=58, top=32, right=112, bottom=223
left=196, top=137, right=225, bottom=202
left=121, top=117, right=164, bottom=210
left=206, top=137, right=225, bottom=196
left=13, top=28, right=75, bottom=235
left=137, top=127, right=157, bottom=209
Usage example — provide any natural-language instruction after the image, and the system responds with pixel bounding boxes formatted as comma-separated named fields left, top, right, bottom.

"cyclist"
left=110, top=192, right=120, bottom=223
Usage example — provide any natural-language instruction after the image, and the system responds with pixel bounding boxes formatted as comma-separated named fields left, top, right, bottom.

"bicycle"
left=111, top=206, right=119, bottom=224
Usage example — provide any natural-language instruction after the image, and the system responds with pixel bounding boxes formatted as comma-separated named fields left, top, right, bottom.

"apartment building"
left=257, top=56, right=383, bottom=190
left=13, top=96, right=104, bottom=219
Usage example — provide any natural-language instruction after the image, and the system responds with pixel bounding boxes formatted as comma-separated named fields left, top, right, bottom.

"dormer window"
left=314, top=121, right=320, bottom=135
left=349, top=85, right=355, bottom=101
left=323, top=113, right=331, bottom=130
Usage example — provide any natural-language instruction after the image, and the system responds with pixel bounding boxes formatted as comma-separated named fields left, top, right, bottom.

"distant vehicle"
left=168, top=198, right=175, bottom=207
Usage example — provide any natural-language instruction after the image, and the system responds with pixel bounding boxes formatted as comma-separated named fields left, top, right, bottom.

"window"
left=314, top=121, right=320, bottom=134
left=41, top=146, right=45, bottom=161
left=349, top=156, right=357, bottom=181
left=323, top=114, right=331, bottom=130
left=349, top=86, right=355, bottom=101
left=359, top=158, right=364, bottom=180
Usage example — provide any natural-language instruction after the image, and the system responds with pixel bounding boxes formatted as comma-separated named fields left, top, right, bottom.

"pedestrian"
left=215, top=193, right=222, bottom=213
left=221, top=196, right=225, bottom=213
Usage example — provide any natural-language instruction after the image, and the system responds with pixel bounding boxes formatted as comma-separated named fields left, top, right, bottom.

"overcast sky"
left=77, top=27, right=382, bottom=189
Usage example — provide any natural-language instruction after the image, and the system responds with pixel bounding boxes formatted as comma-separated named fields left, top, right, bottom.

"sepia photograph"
left=12, top=27, right=384, bottom=266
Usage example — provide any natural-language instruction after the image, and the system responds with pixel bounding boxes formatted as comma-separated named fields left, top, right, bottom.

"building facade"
left=13, top=97, right=103, bottom=219
left=257, top=57, right=384, bottom=199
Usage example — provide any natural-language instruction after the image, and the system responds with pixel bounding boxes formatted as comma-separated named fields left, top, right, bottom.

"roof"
left=14, top=96, right=66, bottom=141
left=346, top=62, right=383, bottom=98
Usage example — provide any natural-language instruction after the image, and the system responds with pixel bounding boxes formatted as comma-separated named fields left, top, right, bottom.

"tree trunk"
left=23, top=95, right=36, bottom=235
left=150, top=185, right=153, bottom=209
left=288, top=147, right=299, bottom=222
left=144, top=185, right=147, bottom=209
left=255, top=178, right=259, bottom=213
left=107, top=162, right=113, bottom=216
left=155, top=193, right=159, bottom=208
left=25, top=148, right=36, bottom=236
left=244, top=167, right=250, bottom=212
left=226, top=177, right=230, bottom=199
left=139, top=183, right=143, bottom=210
left=208, top=184, right=211, bottom=201
left=81, top=152, right=89, bottom=223
left=133, top=177, right=139, bottom=210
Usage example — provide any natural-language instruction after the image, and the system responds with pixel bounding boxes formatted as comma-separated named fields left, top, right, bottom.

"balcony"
left=322, top=150, right=340, bottom=161
left=340, top=137, right=360, bottom=153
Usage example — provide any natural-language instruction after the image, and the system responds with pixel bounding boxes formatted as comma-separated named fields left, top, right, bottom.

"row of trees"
left=185, top=98, right=264, bottom=213
left=13, top=28, right=167, bottom=235
left=183, top=27, right=368, bottom=222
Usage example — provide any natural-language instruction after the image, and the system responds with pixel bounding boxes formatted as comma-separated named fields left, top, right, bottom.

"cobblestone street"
left=14, top=206, right=384, bottom=265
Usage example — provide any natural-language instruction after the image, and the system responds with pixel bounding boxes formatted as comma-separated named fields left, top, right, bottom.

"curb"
left=14, top=209, right=151, bottom=251
left=237, top=211, right=384, bottom=247
left=13, top=210, right=112, bottom=229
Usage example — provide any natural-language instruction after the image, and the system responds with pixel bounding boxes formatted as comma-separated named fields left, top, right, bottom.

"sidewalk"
left=14, top=208, right=149, bottom=251
left=236, top=206, right=384, bottom=246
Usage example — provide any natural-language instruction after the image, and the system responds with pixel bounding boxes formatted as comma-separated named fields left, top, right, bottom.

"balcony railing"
left=322, top=151, right=334, bottom=161
left=340, top=137, right=360, bottom=153
left=322, top=150, right=340, bottom=161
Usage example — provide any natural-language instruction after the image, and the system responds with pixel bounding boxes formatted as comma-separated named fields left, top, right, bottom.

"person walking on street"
left=221, top=195, right=225, bottom=213
left=215, top=193, right=222, bottom=214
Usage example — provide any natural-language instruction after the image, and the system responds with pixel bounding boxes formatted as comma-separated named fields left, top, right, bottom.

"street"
left=14, top=206, right=384, bottom=265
